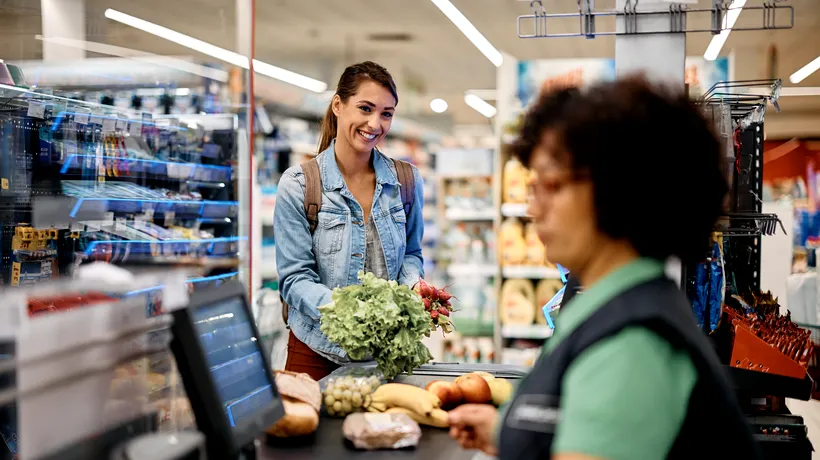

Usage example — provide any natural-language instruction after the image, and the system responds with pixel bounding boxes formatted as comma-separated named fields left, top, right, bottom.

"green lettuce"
left=319, top=272, right=433, bottom=379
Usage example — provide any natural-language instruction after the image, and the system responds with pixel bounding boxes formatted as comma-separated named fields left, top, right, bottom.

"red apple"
left=426, top=380, right=464, bottom=409
left=454, top=373, right=492, bottom=404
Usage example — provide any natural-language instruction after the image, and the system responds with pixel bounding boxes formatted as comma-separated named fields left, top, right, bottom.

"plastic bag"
left=323, top=367, right=385, bottom=417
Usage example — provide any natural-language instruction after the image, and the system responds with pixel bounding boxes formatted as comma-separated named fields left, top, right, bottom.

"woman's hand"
left=448, top=404, right=499, bottom=456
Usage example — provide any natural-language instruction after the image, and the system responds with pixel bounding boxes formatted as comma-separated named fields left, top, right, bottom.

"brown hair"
left=317, top=61, right=398, bottom=153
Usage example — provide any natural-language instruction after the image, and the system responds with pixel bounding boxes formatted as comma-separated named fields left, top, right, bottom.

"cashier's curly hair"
left=512, top=76, right=728, bottom=265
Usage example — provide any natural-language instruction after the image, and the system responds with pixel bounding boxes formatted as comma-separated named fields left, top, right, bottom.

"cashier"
left=448, top=77, right=762, bottom=460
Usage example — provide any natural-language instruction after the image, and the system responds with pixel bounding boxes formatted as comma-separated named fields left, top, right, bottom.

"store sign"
left=517, top=57, right=730, bottom=107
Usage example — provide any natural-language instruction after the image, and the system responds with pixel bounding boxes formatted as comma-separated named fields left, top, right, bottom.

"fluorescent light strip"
left=464, top=93, right=497, bottom=118
left=104, top=9, right=327, bottom=93
left=703, top=0, right=747, bottom=61
left=429, top=0, right=503, bottom=67
left=35, top=35, right=229, bottom=82
left=790, top=57, right=820, bottom=84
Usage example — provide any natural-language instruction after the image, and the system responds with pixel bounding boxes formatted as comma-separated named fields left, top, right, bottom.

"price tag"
left=164, top=210, right=176, bottom=226
left=51, top=102, right=67, bottom=117
left=87, top=221, right=101, bottom=231
left=141, top=113, right=153, bottom=125
left=116, top=118, right=128, bottom=131
left=115, top=217, right=126, bottom=231
left=90, top=110, right=104, bottom=126
left=1, top=178, right=8, bottom=190
left=102, top=117, right=116, bottom=133
left=70, top=221, right=84, bottom=232
left=103, top=212, right=115, bottom=226
left=143, top=208, right=155, bottom=221
left=74, top=110, right=90, bottom=125
left=129, top=121, right=142, bottom=136
left=27, top=101, right=46, bottom=119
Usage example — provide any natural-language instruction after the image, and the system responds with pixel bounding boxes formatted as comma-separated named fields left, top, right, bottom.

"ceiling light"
left=464, top=93, right=497, bottom=118
left=704, top=0, right=747, bottom=61
left=104, top=9, right=327, bottom=93
left=790, top=57, right=820, bottom=84
left=429, top=0, right=503, bottom=67
left=429, top=98, right=448, bottom=113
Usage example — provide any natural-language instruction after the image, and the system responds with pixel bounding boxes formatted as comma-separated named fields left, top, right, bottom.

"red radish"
left=431, top=310, right=439, bottom=319
left=440, top=299, right=451, bottom=308
left=438, top=307, right=450, bottom=317
left=418, top=279, right=435, bottom=298
left=423, top=298, right=432, bottom=310
left=438, top=289, right=453, bottom=302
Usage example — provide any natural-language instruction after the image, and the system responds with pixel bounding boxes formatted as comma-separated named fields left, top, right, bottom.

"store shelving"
left=500, top=203, right=530, bottom=218
left=0, top=85, right=242, bottom=289
left=444, top=208, right=496, bottom=221
left=446, top=263, right=497, bottom=278
left=501, top=324, right=553, bottom=340
left=502, top=265, right=562, bottom=279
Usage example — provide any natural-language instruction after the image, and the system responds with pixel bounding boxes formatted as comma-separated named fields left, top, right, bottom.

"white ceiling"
left=1, top=0, right=819, bottom=128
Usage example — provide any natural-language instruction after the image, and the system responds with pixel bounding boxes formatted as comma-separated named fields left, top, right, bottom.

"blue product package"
left=692, top=263, right=709, bottom=329
left=541, top=285, right=565, bottom=330
left=707, top=242, right=725, bottom=332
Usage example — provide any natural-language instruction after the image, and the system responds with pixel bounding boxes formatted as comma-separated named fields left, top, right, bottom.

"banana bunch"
left=364, top=383, right=449, bottom=428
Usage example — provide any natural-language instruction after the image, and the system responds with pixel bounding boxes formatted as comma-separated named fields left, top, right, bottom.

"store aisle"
left=788, top=399, right=820, bottom=458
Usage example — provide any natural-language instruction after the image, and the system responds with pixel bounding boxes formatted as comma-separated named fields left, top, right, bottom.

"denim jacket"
left=274, top=142, right=425, bottom=363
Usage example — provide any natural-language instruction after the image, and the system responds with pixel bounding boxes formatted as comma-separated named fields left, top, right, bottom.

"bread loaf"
left=343, top=412, right=421, bottom=450
left=264, top=370, right=322, bottom=438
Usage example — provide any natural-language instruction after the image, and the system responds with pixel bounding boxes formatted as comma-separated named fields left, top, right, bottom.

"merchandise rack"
left=0, top=85, right=243, bottom=291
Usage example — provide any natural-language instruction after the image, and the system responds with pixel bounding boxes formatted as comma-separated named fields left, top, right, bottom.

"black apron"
left=498, top=277, right=762, bottom=460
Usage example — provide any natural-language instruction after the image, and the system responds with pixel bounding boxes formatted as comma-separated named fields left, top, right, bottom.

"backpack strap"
left=393, top=159, right=416, bottom=216
left=302, top=158, right=322, bottom=234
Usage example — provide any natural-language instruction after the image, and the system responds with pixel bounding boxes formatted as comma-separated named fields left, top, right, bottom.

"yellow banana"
left=386, top=407, right=449, bottom=428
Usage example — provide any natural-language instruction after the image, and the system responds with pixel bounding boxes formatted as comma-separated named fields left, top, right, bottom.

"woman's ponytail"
left=317, top=103, right=337, bottom=153
left=316, top=61, right=398, bottom=154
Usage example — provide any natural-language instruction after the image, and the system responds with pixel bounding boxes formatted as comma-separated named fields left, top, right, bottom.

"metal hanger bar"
left=517, top=3, right=793, bottom=39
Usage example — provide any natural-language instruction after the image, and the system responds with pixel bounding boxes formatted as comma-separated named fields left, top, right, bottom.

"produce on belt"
left=367, top=383, right=441, bottom=417
left=323, top=374, right=382, bottom=417
left=425, top=380, right=464, bottom=410
left=386, top=407, right=449, bottom=428
left=343, top=412, right=422, bottom=450
left=265, top=371, right=321, bottom=438
left=414, top=278, right=456, bottom=335
left=319, top=272, right=433, bottom=379
left=489, top=378, right=514, bottom=407
left=454, top=373, right=493, bottom=404
left=473, top=371, right=495, bottom=383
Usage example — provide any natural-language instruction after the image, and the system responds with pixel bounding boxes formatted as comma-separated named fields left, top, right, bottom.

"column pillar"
left=40, top=0, right=86, bottom=61
left=614, top=0, right=686, bottom=88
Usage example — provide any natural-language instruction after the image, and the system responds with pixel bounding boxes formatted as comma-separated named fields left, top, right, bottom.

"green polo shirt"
left=497, top=258, right=697, bottom=460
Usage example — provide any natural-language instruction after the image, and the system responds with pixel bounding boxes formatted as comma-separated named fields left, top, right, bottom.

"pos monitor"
left=170, top=281, right=283, bottom=460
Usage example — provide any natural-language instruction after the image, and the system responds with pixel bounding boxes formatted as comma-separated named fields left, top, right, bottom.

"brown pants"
left=284, top=331, right=339, bottom=381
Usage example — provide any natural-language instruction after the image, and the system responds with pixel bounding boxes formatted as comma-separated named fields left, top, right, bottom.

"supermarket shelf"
left=60, top=155, right=231, bottom=182
left=501, top=203, right=530, bottom=218
left=84, top=236, right=244, bottom=258
left=447, top=264, right=497, bottom=278
left=502, top=266, right=562, bottom=279
left=451, top=318, right=494, bottom=337
left=125, top=271, right=239, bottom=296
left=444, top=208, right=496, bottom=221
left=68, top=198, right=239, bottom=219
left=501, top=324, right=553, bottom=339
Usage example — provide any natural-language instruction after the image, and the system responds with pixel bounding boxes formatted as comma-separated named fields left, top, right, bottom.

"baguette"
left=265, top=397, right=319, bottom=438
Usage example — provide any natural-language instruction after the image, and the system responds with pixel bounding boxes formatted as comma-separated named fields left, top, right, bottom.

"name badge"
left=506, top=394, right=561, bottom=434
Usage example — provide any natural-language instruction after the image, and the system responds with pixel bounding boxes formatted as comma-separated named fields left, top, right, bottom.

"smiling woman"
left=274, top=61, right=425, bottom=381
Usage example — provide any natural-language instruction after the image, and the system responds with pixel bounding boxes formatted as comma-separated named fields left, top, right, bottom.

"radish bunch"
left=414, top=279, right=456, bottom=335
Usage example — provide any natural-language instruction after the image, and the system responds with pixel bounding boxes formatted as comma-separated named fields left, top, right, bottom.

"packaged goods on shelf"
left=534, top=279, right=564, bottom=325
left=500, top=279, right=537, bottom=326
left=498, top=218, right=528, bottom=266
left=502, top=156, right=530, bottom=205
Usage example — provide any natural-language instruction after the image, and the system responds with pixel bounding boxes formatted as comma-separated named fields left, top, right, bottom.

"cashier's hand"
left=448, top=404, right=499, bottom=456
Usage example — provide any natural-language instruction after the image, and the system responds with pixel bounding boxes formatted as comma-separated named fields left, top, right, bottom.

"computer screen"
left=192, top=297, right=276, bottom=429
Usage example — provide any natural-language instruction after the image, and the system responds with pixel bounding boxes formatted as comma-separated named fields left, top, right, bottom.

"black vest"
left=498, top=278, right=762, bottom=460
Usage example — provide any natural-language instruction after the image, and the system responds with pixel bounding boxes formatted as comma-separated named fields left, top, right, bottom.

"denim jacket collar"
left=318, top=140, right=399, bottom=191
